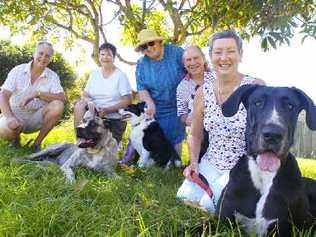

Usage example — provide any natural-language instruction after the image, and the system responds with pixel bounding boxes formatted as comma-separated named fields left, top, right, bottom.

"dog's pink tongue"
left=77, top=139, right=95, bottom=148
left=257, top=152, right=280, bottom=172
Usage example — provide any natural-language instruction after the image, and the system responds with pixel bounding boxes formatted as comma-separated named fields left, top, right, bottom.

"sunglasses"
left=139, top=41, right=156, bottom=51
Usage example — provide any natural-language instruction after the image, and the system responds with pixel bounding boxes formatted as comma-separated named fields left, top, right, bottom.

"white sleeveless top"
left=202, top=75, right=255, bottom=170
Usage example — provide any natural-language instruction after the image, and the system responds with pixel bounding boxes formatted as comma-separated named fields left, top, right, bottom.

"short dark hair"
left=209, top=30, right=243, bottom=54
left=99, top=43, right=117, bottom=57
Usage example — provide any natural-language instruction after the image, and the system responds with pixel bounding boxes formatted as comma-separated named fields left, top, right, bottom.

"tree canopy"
left=1, top=0, right=315, bottom=65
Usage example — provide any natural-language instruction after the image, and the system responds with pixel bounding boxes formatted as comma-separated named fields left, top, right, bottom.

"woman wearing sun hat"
left=135, top=29, right=186, bottom=158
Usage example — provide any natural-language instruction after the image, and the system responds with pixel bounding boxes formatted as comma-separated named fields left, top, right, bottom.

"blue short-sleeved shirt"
left=136, top=44, right=186, bottom=144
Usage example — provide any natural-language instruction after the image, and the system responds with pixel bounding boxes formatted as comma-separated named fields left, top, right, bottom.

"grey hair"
left=182, top=45, right=206, bottom=62
left=36, top=41, right=54, bottom=56
left=209, top=30, right=243, bottom=54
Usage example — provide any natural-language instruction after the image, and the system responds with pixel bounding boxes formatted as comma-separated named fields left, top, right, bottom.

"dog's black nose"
left=76, top=127, right=85, bottom=138
left=262, top=126, right=283, bottom=145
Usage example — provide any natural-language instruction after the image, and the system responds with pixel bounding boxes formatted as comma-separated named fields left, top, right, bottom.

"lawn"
left=0, top=119, right=315, bottom=236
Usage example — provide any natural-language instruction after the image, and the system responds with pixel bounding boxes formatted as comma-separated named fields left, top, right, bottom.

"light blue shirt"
left=136, top=44, right=185, bottom=119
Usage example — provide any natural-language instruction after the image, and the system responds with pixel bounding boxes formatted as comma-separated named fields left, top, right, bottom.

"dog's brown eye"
left=287, top=103, right=294, bottom=110
left=254, top=101, right=262, bottom=107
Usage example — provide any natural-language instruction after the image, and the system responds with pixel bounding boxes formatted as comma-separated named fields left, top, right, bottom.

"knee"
left=199, top=194, right=216, bottom=212
left=0, top=117, right=19, bottom=140
left=45, top=100, right=64, bottom=118
left=176, top=180, right=204, bottom=203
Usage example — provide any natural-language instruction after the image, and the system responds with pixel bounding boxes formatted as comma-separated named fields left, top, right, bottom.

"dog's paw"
left=137, top=160, right=154, bottom=168
left=174, top=160, right=183, bottom=168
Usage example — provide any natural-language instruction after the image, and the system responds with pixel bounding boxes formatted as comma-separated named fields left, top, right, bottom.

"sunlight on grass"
left=0, top=119, right=315, bottom=236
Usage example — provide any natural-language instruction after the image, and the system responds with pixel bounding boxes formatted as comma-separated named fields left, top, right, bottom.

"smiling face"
left=183, top=46, right=206, bottom=77
left=32, top=44, right=53, bottom=70
left=210, top=38, right=242, bottom=76
left=99, top=49, right=114, bottom=67
left=142, top=40, right=164, bottom=60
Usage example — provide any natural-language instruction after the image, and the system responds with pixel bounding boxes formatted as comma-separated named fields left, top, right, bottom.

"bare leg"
left=74, top=99, right=87, bottom=127
left=33, top=100, right=64, bottom=148
left=0, top=116, right=23, bottom=146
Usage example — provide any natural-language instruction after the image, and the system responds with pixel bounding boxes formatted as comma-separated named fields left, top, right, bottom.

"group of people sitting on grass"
left=0, top=29, right=265, bottom=213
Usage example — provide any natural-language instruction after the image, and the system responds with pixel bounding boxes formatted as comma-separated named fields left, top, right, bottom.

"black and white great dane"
left=217, top=85, right=316, bottom=237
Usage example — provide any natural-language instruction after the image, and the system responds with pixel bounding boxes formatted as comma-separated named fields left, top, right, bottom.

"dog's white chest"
left=130, top=125, right=146, bottom=153
left=241, top=157, right=278, bottom=236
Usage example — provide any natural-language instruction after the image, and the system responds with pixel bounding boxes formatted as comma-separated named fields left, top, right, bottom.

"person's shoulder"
left=165, top=43, right=183, bottom=53
left=114, top=68, right=128, bottom=79
left=177, top=78, right=187, bottom=89
left=137, top=55, right=148, bottom=64
left=45, top=67, right=59, bottom=79
left=10, top=62, right=29, bottom=73
left=204, top=71, right=216, bottom=82
left=88, top=68, right=102, bottom=79
left=244, top=74, right=266, bottom=85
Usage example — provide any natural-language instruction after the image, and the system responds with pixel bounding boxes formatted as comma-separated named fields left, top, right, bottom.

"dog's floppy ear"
left=222, top=84, right=261, bottom=117
left=138, top=102, right=146, bottom=111
left=292, top=87, right=316, bottom=130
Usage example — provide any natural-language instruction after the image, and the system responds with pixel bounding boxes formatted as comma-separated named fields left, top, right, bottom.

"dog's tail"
left=13, top=158, right=55, bottom=167
left=28, top=142, right=73, bottom=160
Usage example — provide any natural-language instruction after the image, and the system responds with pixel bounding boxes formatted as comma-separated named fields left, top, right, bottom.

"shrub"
left=0, top=40, right=77, bottom=118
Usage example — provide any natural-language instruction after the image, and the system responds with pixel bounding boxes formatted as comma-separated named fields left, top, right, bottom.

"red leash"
left=190, top=171, right=213, bottom=198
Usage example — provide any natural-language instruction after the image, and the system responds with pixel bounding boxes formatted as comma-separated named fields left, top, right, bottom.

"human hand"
left=87, top=101, right=96, bottom=114
left=7, top=116, right=22, bottom=130
left=145, top=101, right=156, bottom=117
left=20, top=91, right=38, bottom=108
left=183, top=161, right=199, bottom=181
left=185, top=116, right=192, bottom=126
left=98, top=107, right=109, bottom=118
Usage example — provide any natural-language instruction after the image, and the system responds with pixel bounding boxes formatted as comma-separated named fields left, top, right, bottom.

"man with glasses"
left=134, top=29, right=186, bottom=158
left=0, top=41, right=66, bottom=151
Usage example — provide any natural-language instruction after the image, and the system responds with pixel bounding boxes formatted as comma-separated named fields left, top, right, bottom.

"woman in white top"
left=74, top=43, right=132, bottom=142
left=177, top=30, right=265, bottom=212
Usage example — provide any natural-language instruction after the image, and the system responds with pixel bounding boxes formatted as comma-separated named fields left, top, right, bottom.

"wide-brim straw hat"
left=135, top=29, right=164, bottom=52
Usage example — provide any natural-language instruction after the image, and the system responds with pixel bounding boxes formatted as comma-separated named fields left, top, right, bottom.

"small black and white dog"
left=120, top=102, right=181, bottom=168
left=217, top=85, right=316, bottom=237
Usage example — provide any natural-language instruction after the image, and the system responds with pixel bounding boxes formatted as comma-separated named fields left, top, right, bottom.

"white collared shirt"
left=1, top=61, right=64, bottom=111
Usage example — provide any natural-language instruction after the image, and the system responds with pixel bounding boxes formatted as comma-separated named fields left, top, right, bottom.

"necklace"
left=216, top=76, right=242, bottom=105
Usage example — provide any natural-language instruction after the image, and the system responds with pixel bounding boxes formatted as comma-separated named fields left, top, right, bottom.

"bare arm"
left=0, top=89, right=23, bottom=129
left=36, top=91, right=66, bottom=103
left=99, top=95, right=132, bottom=117
left=138, top=90, right=156, bottom=116
left=0, top=89, right=14, bottom=117
left=183, top=87, right=204, bottom=180
left=20, top=90, right=66, bottom=107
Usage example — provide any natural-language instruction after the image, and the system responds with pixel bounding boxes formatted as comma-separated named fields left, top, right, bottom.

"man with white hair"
left=0, top=41, right=66, bottom=150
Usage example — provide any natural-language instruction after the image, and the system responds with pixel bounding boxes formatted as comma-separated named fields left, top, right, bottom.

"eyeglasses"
left=139, top=41, right=156, bottom=51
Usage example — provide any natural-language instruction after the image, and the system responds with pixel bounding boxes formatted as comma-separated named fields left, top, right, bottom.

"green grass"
left=0, top=119, right=315, bottom=236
